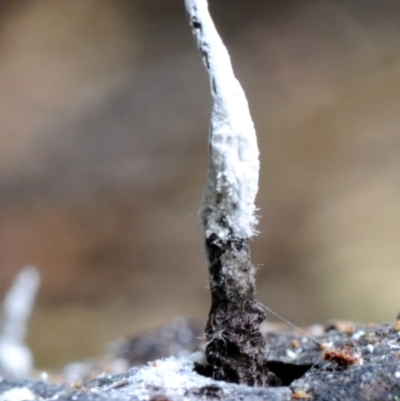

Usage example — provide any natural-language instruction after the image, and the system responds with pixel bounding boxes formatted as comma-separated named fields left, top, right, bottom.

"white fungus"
left=185, top=0, right=260, bottom=241
left=0, top=388, right=36, bottom=401
left=0, top=266, right=40, bottom=377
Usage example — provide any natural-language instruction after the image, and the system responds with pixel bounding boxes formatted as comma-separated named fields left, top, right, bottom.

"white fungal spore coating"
left=2, top=266, right=40, bottom=343
left=0, top=266, right=40, bottom=377
left=185, top=0, right=260, bottom=240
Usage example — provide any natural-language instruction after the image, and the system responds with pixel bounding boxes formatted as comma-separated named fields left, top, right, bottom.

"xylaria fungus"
left=185, top=0, right=275, bottom=386
left=0, top=266, right=40, bottom=377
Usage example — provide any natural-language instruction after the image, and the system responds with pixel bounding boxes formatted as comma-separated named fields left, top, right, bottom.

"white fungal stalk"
left=2, top=266, right=40, bottom=343
left=186, top=0, right=273, bottom=386
left=185, top=0, right=259, bottom=241
left=0, top=266, right=40, bottom=377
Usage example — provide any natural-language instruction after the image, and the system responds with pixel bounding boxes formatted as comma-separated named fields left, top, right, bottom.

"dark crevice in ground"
left=265, top=361, right=314, bottom=386
left=194, top=359, right=313, bottom=387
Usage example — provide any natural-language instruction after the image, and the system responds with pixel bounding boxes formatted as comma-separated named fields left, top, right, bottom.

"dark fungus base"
left=201, top=234, right=277, bottom=386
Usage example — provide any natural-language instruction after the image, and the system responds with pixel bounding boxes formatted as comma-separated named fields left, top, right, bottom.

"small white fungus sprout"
left=0, top=266, right=40, bottom=377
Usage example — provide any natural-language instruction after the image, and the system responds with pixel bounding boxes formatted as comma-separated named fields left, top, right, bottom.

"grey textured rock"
left=1, top=322, right=400, bottom=401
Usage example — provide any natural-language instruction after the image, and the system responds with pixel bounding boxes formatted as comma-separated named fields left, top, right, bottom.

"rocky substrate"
left=1, top=321, right=400, bottom=401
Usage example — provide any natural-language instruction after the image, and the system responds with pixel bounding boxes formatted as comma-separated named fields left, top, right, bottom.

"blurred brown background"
left=1, top=0, right=400, bottom=369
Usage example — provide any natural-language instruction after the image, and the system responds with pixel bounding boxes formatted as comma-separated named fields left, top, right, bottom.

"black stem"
left=203, top=234, right=277, bottom=386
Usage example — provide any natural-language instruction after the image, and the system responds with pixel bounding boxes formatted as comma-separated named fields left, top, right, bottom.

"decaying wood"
left=2, top=322, right=400, bottom=401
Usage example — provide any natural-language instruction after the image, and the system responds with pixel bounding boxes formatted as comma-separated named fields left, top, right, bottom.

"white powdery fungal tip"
left=186, top=0, right=260, bottom=240
left=0, top=266, right=40, bottom=377
left=2, top=266, right=40, bottom=343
